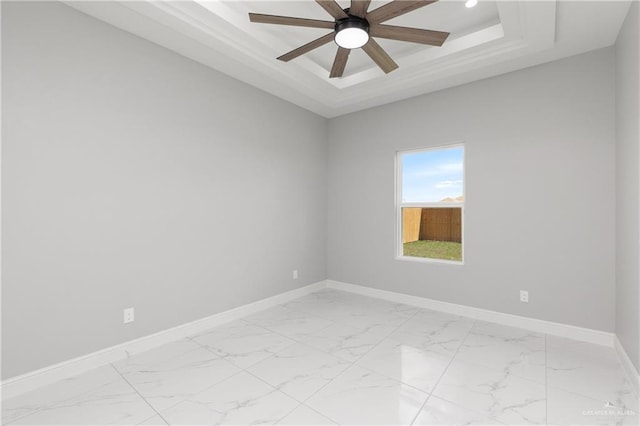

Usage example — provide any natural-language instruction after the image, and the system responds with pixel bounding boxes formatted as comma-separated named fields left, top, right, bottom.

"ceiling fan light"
left=335, top=28, right=369, bottom=49
left=334, top=18, right=369, bottom=49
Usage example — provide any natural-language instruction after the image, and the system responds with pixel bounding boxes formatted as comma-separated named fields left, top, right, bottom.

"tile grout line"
left=290, top=305, right=424, bottom=423
left=347, top=305, right=425, bottom=365
left=232, top=367, right=304, bottom=424
left=298, top=403, right=342, bottom=425
left=2, top=402, right=46, bottom=424
left=239, top=362, right=343, bottom=425
left=252, top=297, right=512, bottom=425
left=409, top=317, right=479, bottom=426
left=414, top=324, right=550, bottom=425
left=109, top=363, right=170, bottom=426
left=233, top=323, right=349, bottom=425
left=409, top=321, right=551, bottom=425
left=319, top=309, right=444, bottom=399
left=113, top=337, right=251, bottom=419
left=213, top=294, right=427, bottom=425
left=136, top=335, right=254, bottom=417
left=339, top=308, right=424, bottom=369
left=182, top=300, right=344, bottom=424
left=223, top=293, right=418, bottom=368
left=545, top=333, right=548, bottom=426
left=193, top=298, right=348, bottom=424
left=0, top=369, right=123, bottom=426
left=124, top=359, right=249, bottom=424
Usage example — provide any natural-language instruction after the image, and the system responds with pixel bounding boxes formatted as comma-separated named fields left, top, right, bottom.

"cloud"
left=434, top=180, right=463, bottom=189
left=411, top=162, right=463, bottom=177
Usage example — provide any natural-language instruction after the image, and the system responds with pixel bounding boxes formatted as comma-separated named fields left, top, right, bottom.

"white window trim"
left=395, top=143, right=465, bottom=265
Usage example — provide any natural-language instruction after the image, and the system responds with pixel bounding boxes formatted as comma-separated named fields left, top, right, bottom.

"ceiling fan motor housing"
left=334, top=11, right=370, bottom=49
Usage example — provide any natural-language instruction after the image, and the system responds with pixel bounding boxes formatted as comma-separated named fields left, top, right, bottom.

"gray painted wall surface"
left=327, top=48, right=616, bottom=332
left=615, top=1, right=640, bottom=371
left=2, top=1, right=327, bottom=379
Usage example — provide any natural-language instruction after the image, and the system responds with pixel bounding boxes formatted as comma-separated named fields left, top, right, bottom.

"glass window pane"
left=402, top=207, right=462, bottom=261
left=401, top=146, right=464, bottom=203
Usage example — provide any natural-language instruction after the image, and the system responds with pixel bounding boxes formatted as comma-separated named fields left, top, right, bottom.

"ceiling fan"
left=248, top=0, right=450, bottom=78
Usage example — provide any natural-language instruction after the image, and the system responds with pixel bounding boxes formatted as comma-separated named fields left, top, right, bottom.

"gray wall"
left=1, top=1, right=327, bottom=379
left=615, top=1, right=639, bottom=371
left=328, top=48, right=616, bottom=332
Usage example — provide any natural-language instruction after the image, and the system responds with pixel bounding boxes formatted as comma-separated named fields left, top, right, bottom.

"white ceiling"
left=65, top=0, right=632, bottom=118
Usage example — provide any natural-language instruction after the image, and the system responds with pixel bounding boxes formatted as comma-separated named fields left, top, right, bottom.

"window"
left=396, top=145, right=464, bottom=263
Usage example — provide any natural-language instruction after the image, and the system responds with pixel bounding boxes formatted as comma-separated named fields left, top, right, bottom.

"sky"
left=401, top=146, right=464, bottom=203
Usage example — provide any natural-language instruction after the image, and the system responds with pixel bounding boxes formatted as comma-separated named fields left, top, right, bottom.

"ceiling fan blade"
left=277, top=32, right=335, bottom=62
left=249, top=13, right=334, bottom=29
left=366, top=0, right=438, bottom=23
left=370, top=24, right=449, bottom=46
left=329, top=47, right=351, bottom=78
left=350, top=0, right=371, bottom=18
left=362, top=38, right=398, bottom=74
left=315, top=0, right=349, bottom=19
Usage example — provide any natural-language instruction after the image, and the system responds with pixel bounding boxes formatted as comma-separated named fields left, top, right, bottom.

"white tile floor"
left=2, top=289, right=638, bottom=425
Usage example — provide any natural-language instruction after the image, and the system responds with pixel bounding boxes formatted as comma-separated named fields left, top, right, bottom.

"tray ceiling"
left=65, top=1, right=632, bottom=117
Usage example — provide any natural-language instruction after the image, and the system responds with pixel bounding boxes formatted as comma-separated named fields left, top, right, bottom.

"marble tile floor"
left=2, top=289, right=638, bottom=425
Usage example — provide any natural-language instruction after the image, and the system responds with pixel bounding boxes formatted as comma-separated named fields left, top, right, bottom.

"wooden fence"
left=402, top=208, right=461, bottom=243
left=402, top=208, right=422, bottom=243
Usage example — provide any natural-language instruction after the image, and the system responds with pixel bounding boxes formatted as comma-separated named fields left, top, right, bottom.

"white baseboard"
left=1, top=281, right=327, bottom=400
left=614, top=335, right=640, bottom=398
left=2, top=279, right=621, bottom=400
left=326, top=280, right=615, bottom=347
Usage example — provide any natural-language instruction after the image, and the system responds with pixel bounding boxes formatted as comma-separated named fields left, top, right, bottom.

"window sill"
left=395, top=256, right=464, bottom=266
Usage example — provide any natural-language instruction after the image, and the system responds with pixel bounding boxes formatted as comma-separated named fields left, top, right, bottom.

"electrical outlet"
left=123, top=307, right=135, bottom=324
left=520, top=290, right=529, bottom=303
left=292, top=270, right=298, bottom=280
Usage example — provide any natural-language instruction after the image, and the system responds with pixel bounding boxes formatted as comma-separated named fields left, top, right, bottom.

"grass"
left=403, top=240, right=462, bottom=262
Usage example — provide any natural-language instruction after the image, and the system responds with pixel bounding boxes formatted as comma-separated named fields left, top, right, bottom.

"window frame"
left=395, top=143, right=465, bottom=265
